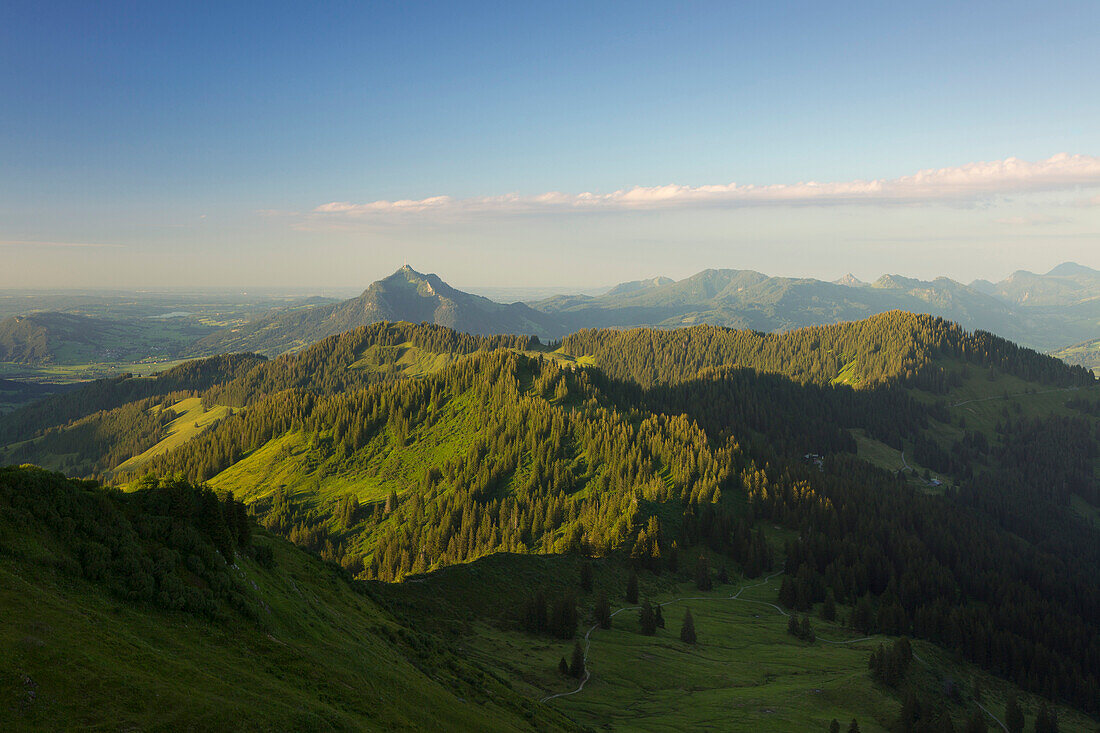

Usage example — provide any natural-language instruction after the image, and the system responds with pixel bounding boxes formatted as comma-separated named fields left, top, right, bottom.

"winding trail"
left=538, top=573, right=783, bottom=703
left=950, top=385, right=1077, bottom=408
left=539, top=572, right=1009, bottom=731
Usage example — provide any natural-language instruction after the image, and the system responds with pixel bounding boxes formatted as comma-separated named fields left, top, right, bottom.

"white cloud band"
left=0, top=240, right=125, bottom=248
left=312, top=153, right=1100, bottom=217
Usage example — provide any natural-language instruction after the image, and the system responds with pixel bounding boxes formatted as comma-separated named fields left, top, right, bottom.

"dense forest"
left=0, top=465, right=259, bottom=619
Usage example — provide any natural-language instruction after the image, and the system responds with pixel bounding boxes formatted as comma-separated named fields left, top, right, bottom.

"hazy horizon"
left=0, top=258, right=1097, bottom=299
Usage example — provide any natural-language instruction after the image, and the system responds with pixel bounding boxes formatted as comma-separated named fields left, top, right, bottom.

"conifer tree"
left=639, top=601, right=657, bottom=635
left=626, top=571, right=639, bottom=604
left=558, top=657, right=569, bottom=676
left=779, top=576, right=796, bottom=608
left=569, top=641, right=585, bottom=678
left=594, top=592, right=611, bottom=629
left=829, top=721, right=840, bottom=733
left=680, top=608, right=696, bottom=644
left=580, top=562, right=594, bottom=592
left=965, top=710, right=988, bottom=733
left=1033, top=702, right=1057, bottom=733
left=788, top=614, right=801, bottom=637
left=1005, top=694, right=1024, bottom=733
left=900, top=693, right=919, bottom=729
left=654, top=603, right=665, bottom=629
left=548, top=594, right=578, bottom=639
left=822, top=588, right=836, bottom=621
left=694, top=554, right=712, bottom=591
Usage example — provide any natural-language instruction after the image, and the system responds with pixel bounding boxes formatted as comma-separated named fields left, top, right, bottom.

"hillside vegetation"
left=2, top=314, right=1099, bottom=725
left=0, top=465, right=568, bottom=730
left=1053, top=336, right=1100, bottom=372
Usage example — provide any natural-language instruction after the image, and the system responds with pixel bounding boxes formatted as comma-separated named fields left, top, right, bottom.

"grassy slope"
left=0, top=522, right=568, bottom=731
left=0, top=396, right=236, bottom=477
left=208, top=390, right=481, bottom=506
left=113, top=397, right=234, bottom=474
left=848, top=428, right=945, bottom=494
left=931, top=365, right=1098, bottom=433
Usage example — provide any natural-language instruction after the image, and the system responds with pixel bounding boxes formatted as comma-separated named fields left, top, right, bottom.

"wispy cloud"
left=994, top=214, right=1070, bottom=227
left=0, top=240, right=125, bottom=248
left=310, top=153, right=1100, bottom=218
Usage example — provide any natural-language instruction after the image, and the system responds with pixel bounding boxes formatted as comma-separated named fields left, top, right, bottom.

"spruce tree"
left=639, top=601, right=657, bottom=635
left=626, top=571, right=639, bottom=603
left=654, top=604, right=665, bottom=629
left=829, top=721, right=840, bottom=733
left=788, top=614, right=801, bottom=637
left=847, top=720, right=860, bottom=733
left=680, top=608, right=697, bottom=644
left=1005, top=694, right=1025, bottom=733
left=822, top=588, right=836, bottom=621
left=778, top=576, right=796, bottom=608
left=569, top=641, right=585, bottom=678
left=580, top=562, right=593, bottom=593
left=595, top=592, right=611, bottom=629
left=964, top=710, right=988, bottom=733
left=1033, top=702, right=1058, bottom=733
left=695, top=554, right=712, bottom=591
left=899, top=692, right=919, bottom=728
left=558, top=657, right=569, bottom=676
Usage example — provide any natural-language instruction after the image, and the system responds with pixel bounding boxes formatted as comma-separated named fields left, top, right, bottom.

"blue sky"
left=2, top=1, right=1099, bottom=289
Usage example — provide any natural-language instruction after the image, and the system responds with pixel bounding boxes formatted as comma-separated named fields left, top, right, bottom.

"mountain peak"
left=390, top=264, right=426, bottom=279
left=834, top=273, right=865, bottom=288
left=1047, top=262, right=1099, bottom=278
left=605, top=276, right=674, bottom=297
left=871, top=274, right=919, bottom=290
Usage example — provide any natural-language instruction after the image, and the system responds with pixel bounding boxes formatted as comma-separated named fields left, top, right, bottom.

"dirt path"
left=538, top=573, right=783, bottom=703
left=951, top=386, right=1077, bottom=408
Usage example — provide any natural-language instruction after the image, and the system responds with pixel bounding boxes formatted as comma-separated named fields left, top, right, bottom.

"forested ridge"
left=201, top=320, right=539, bottom=408
left=2, top=315, right=1099, bottom=716
left=561, top=310, right=1093, bottom=390
left=122, top=351, right=738, bottom=575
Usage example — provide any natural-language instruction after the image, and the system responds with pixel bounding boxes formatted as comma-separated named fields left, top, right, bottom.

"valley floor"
left=449, top=569, right=1096, bottom=732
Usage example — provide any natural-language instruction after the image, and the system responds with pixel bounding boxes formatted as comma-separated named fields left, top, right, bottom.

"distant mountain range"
left=188, top=265, right=563, bottom=356
left=532, top=262, right=1100, bottom=353
left=3, top=262, right=1100, bottom=365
